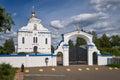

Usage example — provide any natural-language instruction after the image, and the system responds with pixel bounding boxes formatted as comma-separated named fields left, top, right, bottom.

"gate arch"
left=55, top=30, right=100, bottom=66
left=64, top=31, right=92, bottom=45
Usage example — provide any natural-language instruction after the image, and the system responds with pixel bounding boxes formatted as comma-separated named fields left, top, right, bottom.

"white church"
left=0, top=9, right=113, bottom=67
left=17, top=9, right=51, bottom=54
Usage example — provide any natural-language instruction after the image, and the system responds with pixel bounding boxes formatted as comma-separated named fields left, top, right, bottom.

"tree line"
left=67, top=31, right=120, bottom=56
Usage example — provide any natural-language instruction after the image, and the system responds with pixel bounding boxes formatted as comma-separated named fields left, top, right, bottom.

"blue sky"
left=0, top=0, right=91, bottom=31
left=0, top=0, right=120, bottom=46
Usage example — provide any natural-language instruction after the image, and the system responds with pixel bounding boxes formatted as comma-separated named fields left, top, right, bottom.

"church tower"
left=17, top=8, right=51, bottom=53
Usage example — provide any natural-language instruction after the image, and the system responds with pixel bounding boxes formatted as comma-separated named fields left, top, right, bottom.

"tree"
left=100, top=34, right=111, bottom=48
left=51, top=45, right=54, bottom=53
left=110, top=35, right=120, bottom=47
left=4, top=38, right=15, bottom=53
left=68, top=40, right=74, bottom=49
left=75, top=37, right=86, bottom=47
left=88, top=31, right=97, bottom=42
left=0, top=7, right=14, bottom=32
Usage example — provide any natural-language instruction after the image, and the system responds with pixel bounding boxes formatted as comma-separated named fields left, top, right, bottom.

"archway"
left=33, top=46, right=38, bottom=53
left=57, top=52, right=63, bottom=66
left=55, top=30, right=100, bottom=66
left=69, top=37, right=87, bottom=65
left=93, top=52, right=98, bottom=65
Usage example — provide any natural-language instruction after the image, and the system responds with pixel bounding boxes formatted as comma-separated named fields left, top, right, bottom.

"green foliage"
left=106, top=64, right=120, bottom=68
left=110, top=35, right=120, bottom=47
left=0, top=63, right=17, bottom=80
left=100, top=34, right=111, bottom=48
left=88, top=31, right=97, bottom=42
left=57, top=52, right=63, bottom=57
left=75, top=37, right=86, bottom=47
left=51, top=45, right=54, bottom=53
left=95, top=33, right=120, bottom=56
left=4, top=38, right=15, bottom=53
left=67, top=31, right=120, bottom=56
left=68, top=40, right=74, bottom=49
left=0, top=7, right=14, bottom=32
left=18, top=52, right=28, bottom=54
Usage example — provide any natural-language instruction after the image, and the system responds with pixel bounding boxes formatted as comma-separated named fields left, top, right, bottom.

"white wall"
left=0, top=55, right=57, bottom=67
left=98, top=55, right=112, bottom=65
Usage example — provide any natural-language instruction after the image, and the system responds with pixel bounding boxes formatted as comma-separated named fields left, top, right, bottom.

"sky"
left=0, top=0, right=120, bottom=46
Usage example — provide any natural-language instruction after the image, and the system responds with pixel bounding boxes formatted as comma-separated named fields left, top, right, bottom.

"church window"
left=33, top=37, right=35, bottom=43
left=34, top=24, right=37, bottom=30
left=22, top=37, right=25, bottom=44
left=45, top=38, right=48, bottom=44
left=36, top=37, right=37, bottom=43
left=33, top=37, right=38, bottom=43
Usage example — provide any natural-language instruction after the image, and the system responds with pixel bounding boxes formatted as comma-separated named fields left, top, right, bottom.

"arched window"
left=33, top=37, right=35, bottom=43
left=22, top=37, right=25, bottom=44
left=36, top=37, right=37, bottom=43
left=33, top=37, right=38, bottom=43
left=45, top=38, right=47, bottom=44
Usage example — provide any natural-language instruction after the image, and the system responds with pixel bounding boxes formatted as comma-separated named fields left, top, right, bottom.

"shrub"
left=0, top=63, right=17, bottom=80
left=106, top=64, right=120, bottom=68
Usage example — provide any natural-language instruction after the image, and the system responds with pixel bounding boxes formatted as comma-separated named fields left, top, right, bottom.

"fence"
left=107, top=57, right=120, bottom=64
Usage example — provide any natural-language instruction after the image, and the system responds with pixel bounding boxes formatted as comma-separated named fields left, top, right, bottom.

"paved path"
left=14, top=69, right=24, bottom=80
left=24, top=65, right=120, bottom=80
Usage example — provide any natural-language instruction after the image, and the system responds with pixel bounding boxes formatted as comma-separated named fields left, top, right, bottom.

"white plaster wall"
left=17, top=31, right=51, bottom=53
left=64, top=31, right=93, bottom=44
left=0, top=57, right=26, bottom=67
left=0, top=55, right=56, bottom=68
left=54, top=41, right=64, bottom=54
left=63, top=46, right=69, bottom=66
left=98, top=56, right=112, bottom=65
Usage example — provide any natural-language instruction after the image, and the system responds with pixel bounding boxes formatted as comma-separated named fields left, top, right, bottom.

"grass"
left=106, top=64, right=120, bottom=68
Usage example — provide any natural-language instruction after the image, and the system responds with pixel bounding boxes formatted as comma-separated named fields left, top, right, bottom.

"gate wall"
left=55, top=30, right=101, bottom=66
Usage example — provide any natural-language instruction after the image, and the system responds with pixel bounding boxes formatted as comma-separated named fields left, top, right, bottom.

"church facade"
left=17, top=10, right=51, bottom=53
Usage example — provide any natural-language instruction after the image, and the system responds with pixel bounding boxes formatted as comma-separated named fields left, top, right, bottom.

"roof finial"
left=75, top=23, right=80, bottom=30
left=30, top=6, right=36, bottom=18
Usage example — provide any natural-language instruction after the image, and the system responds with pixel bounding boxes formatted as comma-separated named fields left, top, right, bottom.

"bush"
left=18, top=52, right=28, bottom=54
left=0, top=63, right=17, bottom=80
left=106, top=64, right=120, bottom=68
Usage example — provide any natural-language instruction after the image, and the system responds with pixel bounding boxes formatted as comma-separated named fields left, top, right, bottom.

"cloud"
left=51, top=29, right=60, bottom=39
left=91, top=0, right=120, bottom=11
left=12, top=13, right=17, bottom=16
left=50, top=20, right=64, bottom=29
left=0, top=30, right=17, bottom=46
left=50, top=12, right=109, bottom=29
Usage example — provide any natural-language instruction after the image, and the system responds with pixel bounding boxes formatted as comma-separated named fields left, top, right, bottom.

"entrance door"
left=93, top=52, right=98, bottom=65
left=69, top=46, right=87, bottom=65
left=33, top=46, right=37, bottom=53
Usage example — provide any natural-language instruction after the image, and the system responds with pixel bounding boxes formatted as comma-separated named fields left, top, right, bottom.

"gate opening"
left=57, top=52, right=63, bottom=66
left=69, top=37, right=87, bottom=65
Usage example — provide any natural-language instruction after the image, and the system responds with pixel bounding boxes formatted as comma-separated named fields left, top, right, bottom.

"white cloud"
left=50, top=20, right=64, bottom=29
left=51, top=30, right=59, bottom=39
left=50, top=12, right=109, bottom=29
left=91, top=0, right=120, bottom=11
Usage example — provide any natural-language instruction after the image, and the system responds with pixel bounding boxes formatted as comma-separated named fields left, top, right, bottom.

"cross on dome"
left=30, top=6, right=36, bottom=18
left=74, top=23, right=80, bottom=31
